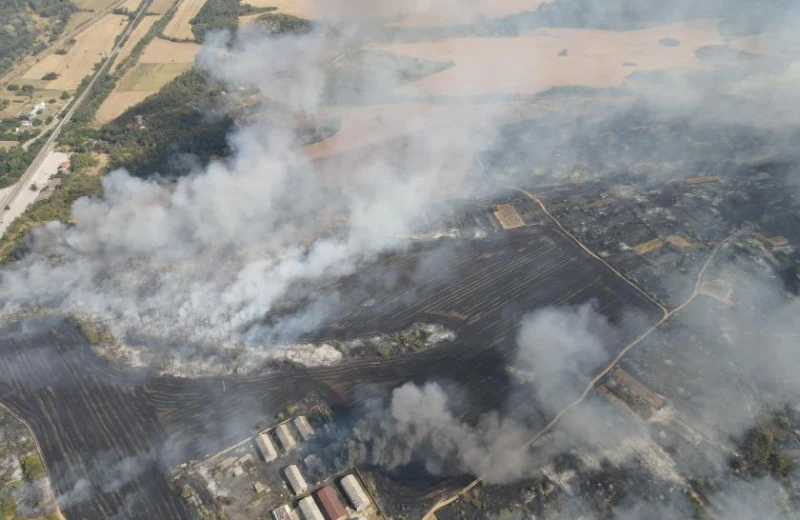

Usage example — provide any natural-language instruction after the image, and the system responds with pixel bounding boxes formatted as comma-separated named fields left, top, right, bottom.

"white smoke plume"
left=0, top=19, right=496, bottom=365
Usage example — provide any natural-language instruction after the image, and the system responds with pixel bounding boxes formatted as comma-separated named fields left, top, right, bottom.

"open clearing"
left=94, top=91, right=152, bottom=124
left=385, top=0, right=545, bottom=29
left=376, top=19, right=723, bottom=97
left=162, top=0, right=206, bottom=40
left=23, top=13, right=128, bottom=91
left=493, top=203, right=525, bottom=229
left=115, top=16, right=158, bottom=70
left=120, top=0, right=144, bottom=11
left=149, top=0, right=176, bottom=14
left=139, top=37, right=201, bottom=63
left=73, top=0, right=120, bottom=9
left=119, top=62, right=191, bottom=90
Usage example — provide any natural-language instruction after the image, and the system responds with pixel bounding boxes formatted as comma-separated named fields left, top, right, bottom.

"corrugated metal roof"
left=340, top=474, right=369, bottom=511
left=298, top=496, right=325, bottom=520
left=276, top=423, right=297, bottom=452
left=294, top=415, right=315, bottom=441
left=316, top=486, right=346, bottom=520
left=256, top=432, right=278, bottom=462
left=285, top=465, right=308, bottom=495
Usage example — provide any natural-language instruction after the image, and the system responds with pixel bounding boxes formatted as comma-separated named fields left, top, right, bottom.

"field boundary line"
left=511, top=186, right=669, bottom=317
left=422, top=228, right=742, bottom=520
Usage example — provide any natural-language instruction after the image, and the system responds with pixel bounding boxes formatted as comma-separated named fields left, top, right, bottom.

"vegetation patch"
left=119, top=62, right=192, bottom=91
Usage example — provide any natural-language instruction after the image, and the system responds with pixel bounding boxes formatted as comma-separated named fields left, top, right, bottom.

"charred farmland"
left=0, top=218, right=664, bottom=519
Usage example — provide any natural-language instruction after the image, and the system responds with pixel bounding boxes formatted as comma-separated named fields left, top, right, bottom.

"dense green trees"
left=0, top=0, right=76, bottom=75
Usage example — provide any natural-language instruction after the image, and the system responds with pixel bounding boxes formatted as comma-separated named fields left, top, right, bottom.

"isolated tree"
left=42, top=72, right=58, bottom=80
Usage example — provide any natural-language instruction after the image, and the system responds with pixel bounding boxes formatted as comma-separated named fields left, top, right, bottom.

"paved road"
left=0, top=1, right=149, bottom=235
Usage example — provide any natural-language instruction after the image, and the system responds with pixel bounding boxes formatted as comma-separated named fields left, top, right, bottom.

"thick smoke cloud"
left=0, top=23, right=495, bottom=365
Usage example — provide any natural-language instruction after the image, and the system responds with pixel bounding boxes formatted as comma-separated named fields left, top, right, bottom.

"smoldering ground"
left=2, top=0, right=800, bottom=375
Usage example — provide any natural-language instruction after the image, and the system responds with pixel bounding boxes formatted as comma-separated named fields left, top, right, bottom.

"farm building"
left=284, top=464, right=308, bottom=495
left=298, top=496, right=325, bottom=520
left=256, top=431, right=278, bottom=462
left=272, top=504, right=294, bottom=520
left=316, top=486, right=346, bottom=520
left=293, top=415, right=315, bottom=440
left=276, top=423, right=297, bottom=452
left=340, top=474, right=369, bottom=511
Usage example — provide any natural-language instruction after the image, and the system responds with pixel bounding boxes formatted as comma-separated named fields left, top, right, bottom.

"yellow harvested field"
left=666, top=234, right=693, bottom=249
left=386, top=0, right=545, bottom=29
left=115, top=16, right=158, bottom=70
left=377, top=19, right=724, bottom=97
left=120, top=0, right=143, bottom=11
left=149, top=0, right=176, bottom=13
left=633, top=238, right=663, bottom=255
left=74, top=0, right=119, bottom=10
left=163, top=0, right=206, bottom=40
left=23, top=13, right=128, bottom=90
left=139, top=37, right=200, bottom=63
left=95, top=91, right=151, bottom=124
left=493, top=204, right=525, bottom=229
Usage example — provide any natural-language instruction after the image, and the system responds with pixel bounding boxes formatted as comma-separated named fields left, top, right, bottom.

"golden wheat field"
left=377, top=19, right=724, bottom=98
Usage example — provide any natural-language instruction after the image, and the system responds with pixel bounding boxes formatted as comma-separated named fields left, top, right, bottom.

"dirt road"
left=421, top=191, right=742, bottom=520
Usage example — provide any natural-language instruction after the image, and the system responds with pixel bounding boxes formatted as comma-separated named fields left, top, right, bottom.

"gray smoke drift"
left=330, top=303, right=618, bottom=484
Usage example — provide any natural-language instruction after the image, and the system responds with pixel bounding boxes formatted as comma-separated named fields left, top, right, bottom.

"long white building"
left=340, top=474, right=369, bottom=511
left=276, top=423, right=297, bottom=452
left=298, top=496, right=324, bottom=520
left=256, top=432, right=278, bottom=462
left=293, top=415, right=315, bottom=441
left=284, top=464, right=308, bottom=495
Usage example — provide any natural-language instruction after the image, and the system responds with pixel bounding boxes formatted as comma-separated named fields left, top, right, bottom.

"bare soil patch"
left=633, top=238, right=663, bottom=255
left=666, top=234, right=693, bottom=249
left=493, top=203, right=525, bottom=229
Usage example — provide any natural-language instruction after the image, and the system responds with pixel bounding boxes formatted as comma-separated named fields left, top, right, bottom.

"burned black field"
left=0, top=224, right=663, bottom=519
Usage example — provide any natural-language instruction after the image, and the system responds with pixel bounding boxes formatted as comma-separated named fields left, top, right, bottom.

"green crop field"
left=118, top=62, right=192, bottom=91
